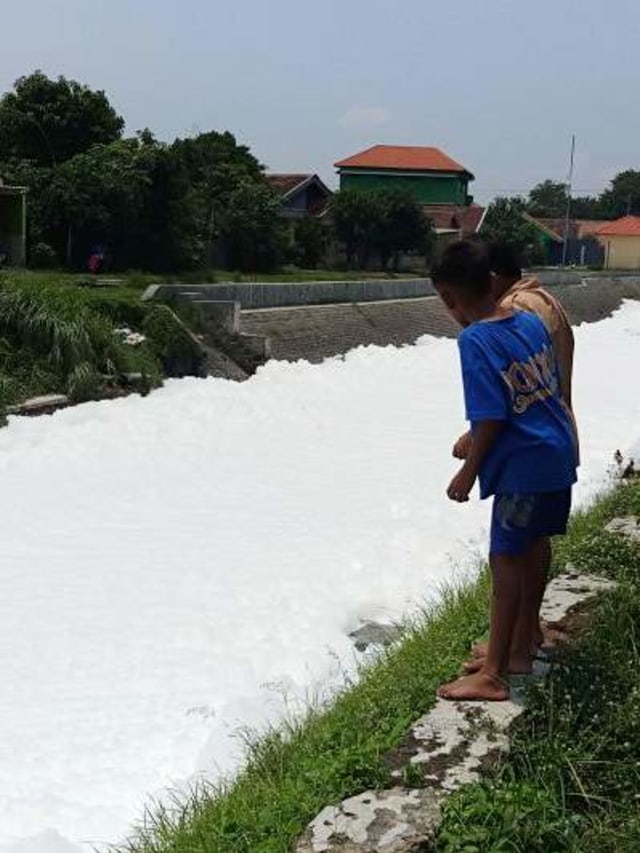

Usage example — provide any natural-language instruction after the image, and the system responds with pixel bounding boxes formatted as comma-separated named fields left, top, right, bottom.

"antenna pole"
left=562, top=134, right=575, bottom=266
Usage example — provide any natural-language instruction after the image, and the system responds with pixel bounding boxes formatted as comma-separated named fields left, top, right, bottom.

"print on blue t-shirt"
left=458, top=310, right=577, bottom=498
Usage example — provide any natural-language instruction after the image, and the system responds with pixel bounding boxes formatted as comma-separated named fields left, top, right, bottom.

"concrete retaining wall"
left=143, top=279, right=434, bottom=309
left=145, top=274, right=640, bottom=312
left=241, top=279, right=640, bottom=364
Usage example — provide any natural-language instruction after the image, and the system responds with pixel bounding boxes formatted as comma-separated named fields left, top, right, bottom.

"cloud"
left=338, top=106, right=391, bottom=130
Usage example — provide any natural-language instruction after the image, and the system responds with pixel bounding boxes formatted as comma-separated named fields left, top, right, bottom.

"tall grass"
left=0, top=274, right=163, bottom=407
left=0, top=280, right=112, bottom=370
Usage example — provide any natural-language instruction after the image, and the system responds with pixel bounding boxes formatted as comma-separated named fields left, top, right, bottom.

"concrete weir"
left=295, top=572, right=616, bottom=853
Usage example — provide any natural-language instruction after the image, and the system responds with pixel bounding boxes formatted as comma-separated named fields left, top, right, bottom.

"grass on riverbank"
left=437, top=475, right=640, bottom=852
left=1, top=267, right=409, bottom=291
left=0, top=272, right=204, bottom=410
left=120, top=474, right=640, bottom=853
left=121, top=572, right=491, bottom=853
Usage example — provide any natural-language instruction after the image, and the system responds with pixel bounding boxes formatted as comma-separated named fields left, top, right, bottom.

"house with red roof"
left=334, top=145, right=485, bottom=238
left=596, top=216, right=640, bottom=269
left=266, top=173, right=333, bottom=220
left=522, top=213, right=607, bottom=266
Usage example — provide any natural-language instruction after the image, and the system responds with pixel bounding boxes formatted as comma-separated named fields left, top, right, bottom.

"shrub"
left=30, top=242, right=58, bottom=269
left=294, top=217, right=327, bottom=269
left=0, top=373, right=11, bottom=427
left=143, top=305, right=205, bottom=377
left=67, top=362, right=103, bottom=403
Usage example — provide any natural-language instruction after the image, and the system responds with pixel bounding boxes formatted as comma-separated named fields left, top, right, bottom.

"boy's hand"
left=447, top=463, right=477, bottom=502
left=452, top=431, right=473, bottom=460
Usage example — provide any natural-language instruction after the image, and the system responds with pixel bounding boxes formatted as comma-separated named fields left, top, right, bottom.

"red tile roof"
left=527, top=216, right=615, bottom=241
left=423, top=203, right=485, bottom=236
left=334, top=145, right=471, bottom=175
left=266, top=174, right=312, bottom=196
left=597, top=215, right=640, bottom=237
left=576, top=220, right=612, bottom=238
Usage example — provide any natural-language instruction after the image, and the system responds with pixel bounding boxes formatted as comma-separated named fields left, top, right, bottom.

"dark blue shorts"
left=490, top=489, right=572, bottom=556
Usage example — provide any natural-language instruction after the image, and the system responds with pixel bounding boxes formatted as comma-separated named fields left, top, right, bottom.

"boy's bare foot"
left=463, top=652, right=532, bottom=675
left=470, top=640, right=490, bottom=658
left=437, top=671, right=509, bottom=702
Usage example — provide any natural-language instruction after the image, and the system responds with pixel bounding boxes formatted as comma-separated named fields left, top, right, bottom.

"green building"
left=335, top=145, right=474, bottom=204
left=0, top=180, right=27, bottom=266
left=334, top=145, right=484, bottom=237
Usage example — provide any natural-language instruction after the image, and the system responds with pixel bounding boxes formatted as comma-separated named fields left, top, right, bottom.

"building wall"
left=339, top=171, right=467, bottom=204
left=603, top=236, right=640, bottom=270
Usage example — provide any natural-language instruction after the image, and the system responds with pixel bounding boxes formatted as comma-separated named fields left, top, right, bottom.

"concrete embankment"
left=240, top=277, right=640, bottom=363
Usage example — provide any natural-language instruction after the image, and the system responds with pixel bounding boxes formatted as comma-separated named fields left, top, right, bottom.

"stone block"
left=295, top=787, right=442, bottom=853
left=605, top=516, right=640, bottom=543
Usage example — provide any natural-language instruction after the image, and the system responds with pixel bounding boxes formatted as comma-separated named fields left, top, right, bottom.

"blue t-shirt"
left=458, top=310, right=577, bottom=498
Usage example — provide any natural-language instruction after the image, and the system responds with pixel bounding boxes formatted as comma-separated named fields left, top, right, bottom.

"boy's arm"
left=452, top=430, right=473, bottom=459
left=447, top=420, right=504, bottom=502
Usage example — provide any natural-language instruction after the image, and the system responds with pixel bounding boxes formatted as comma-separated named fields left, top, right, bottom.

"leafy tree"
left=0, top=71, right=124, bottom=165
left=570, top=195, right=606, bottom=219
left=482, top=196, right=541, bottom=258
left=37, top=139, right=151, bottom=266
left=599, top=170, right=640, bottom=218
left=332, top=188, right=432, bottom=269
left=172, top=131, right=264, bottom=264
left=2, top=133, right=199, bottom=271
left=331, top=189, right=381, bottom=268
left=219, top=181, right=285, bottom=272
left=527, top=180, right=568, bottom=217
left=374, top=189, right=431, bottom=270
left=293, top=216, right=327, bottom=268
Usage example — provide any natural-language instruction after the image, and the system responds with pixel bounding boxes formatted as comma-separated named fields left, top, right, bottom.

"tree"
left=482, top=196, right=541, bottom=259
left=294, top=217, right=327, bottom=268
left=599, top=170, right=640, bottom=218
left=0, top=71, right=124, bottom=165
left=43, top=139, right=151, bottom=266
left=570, top=195, right=605, bottom=219
left=374, top=189, right=431, bottom=270
left=219, top=181, right=285, bottom=272
left=527, top=180, right=568, bottom=217
left=1, top=131, right=201, bottom=271
left=332, top=188, right=432, bottom=269
left=331, top=189, right=381, bottom=268
left=172, top=131, right=264, bottom=264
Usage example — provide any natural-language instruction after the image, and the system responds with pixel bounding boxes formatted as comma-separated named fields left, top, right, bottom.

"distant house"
left=266, top=173, right=333, bottom=220
left=334, top=144, right=485, bottom=238
left=0, top=179, right=27, bottom=266
left=596, top=216, right=640, bottom=270
left=522, top=213, right=607, bottom=266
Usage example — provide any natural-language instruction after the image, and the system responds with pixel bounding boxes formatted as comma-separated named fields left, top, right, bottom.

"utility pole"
left=562, top=134, right=576, bottom=267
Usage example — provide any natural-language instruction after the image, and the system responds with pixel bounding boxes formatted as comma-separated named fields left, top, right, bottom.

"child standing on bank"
left=432, top=241, right=576, bottom=701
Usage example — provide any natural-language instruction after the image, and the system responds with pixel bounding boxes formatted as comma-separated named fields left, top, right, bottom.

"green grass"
left=437, top=476, right=640, bottom=852
left=119, top=477, right=640, bottom=853
left=1, top=267, right=409, bottom=291
left=0, top=272, right=198, bottom=408
left=119, top=571, right=491, bottom=853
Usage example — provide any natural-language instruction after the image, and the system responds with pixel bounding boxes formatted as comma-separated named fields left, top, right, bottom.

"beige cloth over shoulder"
left=499, top=276, right=579, bottom=462
left=499, top=277, right=574, bottom=408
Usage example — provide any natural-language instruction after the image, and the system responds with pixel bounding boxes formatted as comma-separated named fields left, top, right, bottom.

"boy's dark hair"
left=431, top=239, right=492, bottom=295
left=487, top=242, right=522, bottom=279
